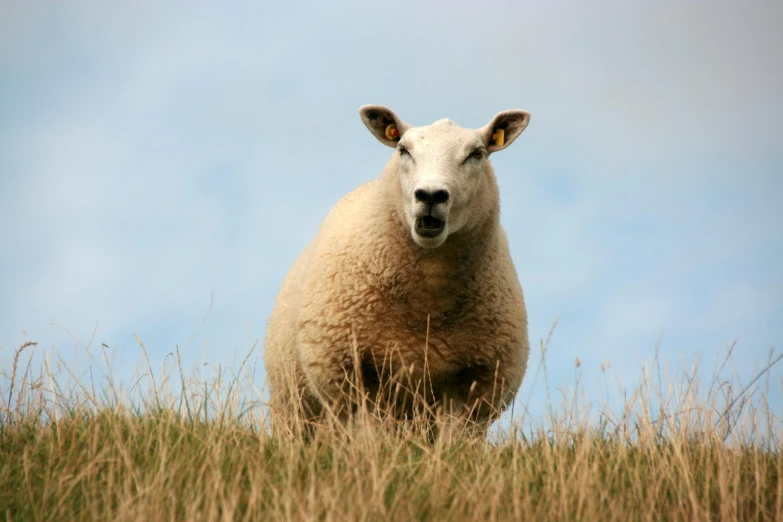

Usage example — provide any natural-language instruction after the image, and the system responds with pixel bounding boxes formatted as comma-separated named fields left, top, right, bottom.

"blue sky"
left=1, top=1, right=781, bottom=419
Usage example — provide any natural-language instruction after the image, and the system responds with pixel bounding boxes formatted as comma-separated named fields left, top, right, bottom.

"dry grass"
left=1, top=334, right=781, bottom=521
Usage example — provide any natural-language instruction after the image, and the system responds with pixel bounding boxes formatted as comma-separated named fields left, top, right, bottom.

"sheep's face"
left=396, top=123, right=489, bottom=248
left=360, top=106, right=530, bottom=248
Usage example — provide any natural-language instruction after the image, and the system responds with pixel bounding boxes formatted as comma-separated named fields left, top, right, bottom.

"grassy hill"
left=1, top=339, right=780, bottom=520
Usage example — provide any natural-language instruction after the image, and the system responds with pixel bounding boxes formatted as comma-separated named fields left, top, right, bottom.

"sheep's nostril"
left=415, top=189, right=450, bottom=205
left=432, top=190, right=449, bottom=204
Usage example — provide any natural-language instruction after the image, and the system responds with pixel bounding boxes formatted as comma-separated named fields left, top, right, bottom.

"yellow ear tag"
left=491, top=129, right=505, bottom=147
left=385, top=124, right=399, bottom=140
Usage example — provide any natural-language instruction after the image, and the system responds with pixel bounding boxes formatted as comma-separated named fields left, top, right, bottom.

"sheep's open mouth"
left=415, top=216, right=445, bottom=238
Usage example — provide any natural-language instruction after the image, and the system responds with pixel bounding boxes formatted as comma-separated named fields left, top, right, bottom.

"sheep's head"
left=360, top=105, right=530, bottom=248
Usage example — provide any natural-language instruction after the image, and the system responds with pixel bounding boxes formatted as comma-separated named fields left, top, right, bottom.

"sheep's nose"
left=414, top=188, right=450, bottom=205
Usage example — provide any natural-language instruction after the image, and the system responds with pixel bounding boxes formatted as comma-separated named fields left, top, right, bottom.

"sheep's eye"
left=467, top=149, right=484, bottom=162
left=399, top=146, right=410, bottom=157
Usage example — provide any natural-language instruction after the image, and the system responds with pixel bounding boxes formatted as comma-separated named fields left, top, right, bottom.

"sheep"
left=264, top=105, right=531, bottom=436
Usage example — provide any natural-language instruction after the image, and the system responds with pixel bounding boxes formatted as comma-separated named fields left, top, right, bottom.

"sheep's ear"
left=359, top=105, right=411, bottom=148
left=481, top=110, right=530, bottom=153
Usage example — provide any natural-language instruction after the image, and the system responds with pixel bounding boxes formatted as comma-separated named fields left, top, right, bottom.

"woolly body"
left=264, top=106, right=531, bottom=429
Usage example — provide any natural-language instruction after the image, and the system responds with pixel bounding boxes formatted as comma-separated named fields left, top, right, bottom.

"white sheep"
left=264, top=105, right=531, bottom=434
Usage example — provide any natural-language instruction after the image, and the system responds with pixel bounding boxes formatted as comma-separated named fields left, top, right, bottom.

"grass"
left=1, top=334, right=781, bottom=521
